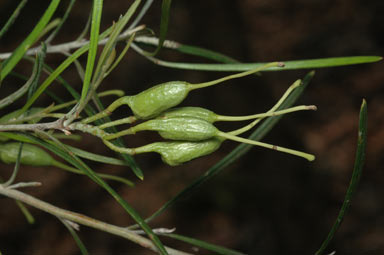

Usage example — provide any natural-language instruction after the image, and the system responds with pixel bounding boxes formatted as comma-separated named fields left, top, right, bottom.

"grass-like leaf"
left=63, top=144, right=131, bottom=166
left=0, top=53, right=43, bottom=110
left=315, top=99, right=367, bottom=255
left=15, top=200, right=35, bottom=224
left=0, top=0, right=60, bottom=81
left=21, top=25, right=114, bottom=114
left=12, top=132, right=167, bottom=255
left=2, top=143, right=23, bottom=187
left=60, top=218, right=89, bottom=255
left=1, top=175, right=36, bottom=224
left=0, top=0, right=28, bottom=39
left=144, top=56, right=382, bottom=72
left=45, top=0, right=77, bottom=44
left=128, top=0, right=154, bottom=29
left=79, top=0, right=103, bottom=104
left=176, top=43, right=238, bottom=63
left=27, top=43, right=47, bottom=99
left=143, top=71, right=315, bottom=224
left=91, top=0, right=141, bottom=91
left=164, top=233, right=246, bottom=255
left=136, top=37, right=238, bottom=63
left=21, top=58, right=143, bottom=179
left=145, top=0, right=171, bottom=56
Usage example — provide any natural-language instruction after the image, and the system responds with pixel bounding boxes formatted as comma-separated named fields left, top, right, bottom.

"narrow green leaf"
left=21, top=133, right=166, bottom=255
left=45, top=0, right=76, bottom=44
left=0, top=132, right=36, bottom=143
left=145, top=0, right=171, bottom=56
left=91, top=0, right=141, bottom=88
left=21, top=26, right=113, bottom=113
left=15, top=200, right=35, bottom=224
left=0, top=55, right=40, bottom=110
left=27, top=43, right=47, bottom=99
left=176, top=43, right=238, bottom=63
left=315, top=99, right=367, bottom=255
left=0, top=176, right=35, bottom=224
left=0, top=0, right=60, bottom=81
left=21, top=57, right=143, bottom=178
left=144, top=71, right=315, bottom=224
left=63, top=144, right=130, bottom=166
left=60, top=219, right=89, bottom=255
left=165, top=233, right=246, bottom=255
left=128, top=0, right=154, bottom=29
left=2, top=142, right=23, bottom=186
left=136, top=37, right=238, bottom=63
left=79, top=0, right=103, bottom=103
left=0, top=0, right=28, bottom=39
left=145, top=56, right=382, bottom=72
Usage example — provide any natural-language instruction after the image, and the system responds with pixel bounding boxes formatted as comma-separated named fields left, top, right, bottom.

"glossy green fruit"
left=129, top=117, right=218, bottom=141
left=0, top=142, right=53, bottom=166
left=159, top=107, right=217, bottom=123
left=126, top=81, right=190, bottom=119
left=147, top=139, right=222, bottom=166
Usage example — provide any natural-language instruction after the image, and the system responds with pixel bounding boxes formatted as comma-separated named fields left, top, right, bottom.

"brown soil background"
left=1, top=1, right=383, bottom=254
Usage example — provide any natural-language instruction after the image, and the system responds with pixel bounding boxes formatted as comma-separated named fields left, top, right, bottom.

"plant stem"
left=0, top=184, right=192, bottom=255
left=99, top=116, right=138, bottom=129
left=51, top=160, right=134, bottom=187
left=230, top=79, right=302, bottom=136
left=0, top=26, right=145, bottom=60
left=216, top=105, right=316, bottom=122
left=189, top=62, right=284, bottom=90
left=0, top=120, right=63, bottom=132
left=218, top=131, right=315, bottom=161
left=81, top=97, right=129, bottom=124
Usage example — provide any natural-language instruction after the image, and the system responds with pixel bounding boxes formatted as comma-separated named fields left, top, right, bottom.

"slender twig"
left=7, top=182, right=42, bottom=189
left=0, top=119, right=65, bottom=133
left=135, top=36, right=180, bottom=49
left=131, top=227, right=177, bottom=235
left=0, top=26, right=145, bottom=59
left=0, top=184, right=193, bottom=255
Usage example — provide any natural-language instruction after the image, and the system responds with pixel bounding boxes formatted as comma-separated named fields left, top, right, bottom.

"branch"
left=0, top=119, right=66, bottom=133
left=0, top=184, right=193, bottom=255
left=0, top=25, right=145, bottom=59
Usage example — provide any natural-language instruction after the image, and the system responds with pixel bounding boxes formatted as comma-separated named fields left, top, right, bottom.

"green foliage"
left=0, top=1, right=379, bottom=254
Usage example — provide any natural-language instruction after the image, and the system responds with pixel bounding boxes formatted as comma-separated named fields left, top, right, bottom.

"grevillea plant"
left=0, top=1, right=379, bottom=254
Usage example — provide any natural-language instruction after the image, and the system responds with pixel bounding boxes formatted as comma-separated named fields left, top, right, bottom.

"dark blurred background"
left=0, top=0, right=383, bottom=254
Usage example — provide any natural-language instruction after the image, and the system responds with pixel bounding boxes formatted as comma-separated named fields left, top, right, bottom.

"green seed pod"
left=106, top=117, right=218, bottom=141
left=138, top=139, right=223, bottom=166
left=0, top=142, right=135, bottom=186
left=159, top=107, right=218, bottom=123
left=0, top=142, right=53, bottom=166
left=83, top=62, right=284, bottom=124
left=103, top=116, right=315, bottom=161
left=126, top=81, right=190, bottom=119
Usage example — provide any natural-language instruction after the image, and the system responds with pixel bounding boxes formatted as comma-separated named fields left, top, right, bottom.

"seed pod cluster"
left=82, top=62, right=283, bottom=124
left=80, top=63, right=316, bottom=165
